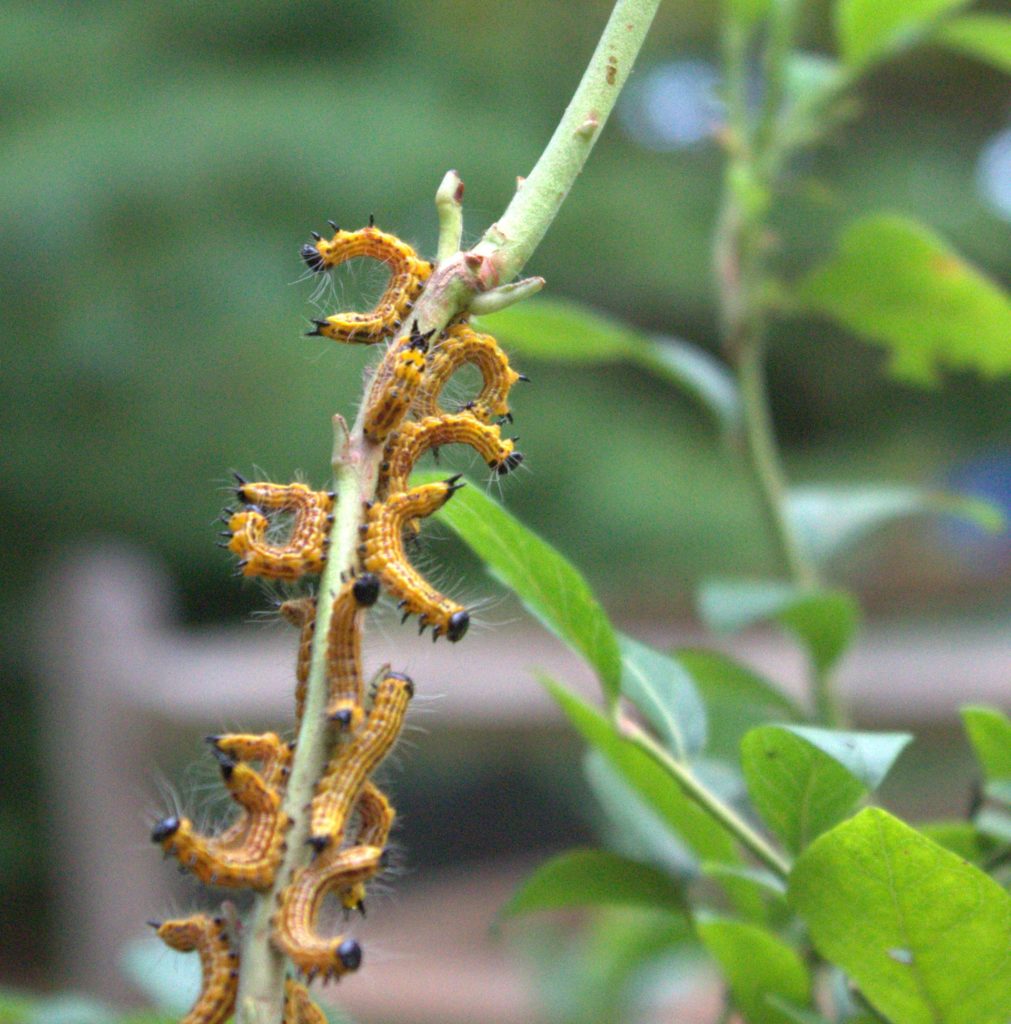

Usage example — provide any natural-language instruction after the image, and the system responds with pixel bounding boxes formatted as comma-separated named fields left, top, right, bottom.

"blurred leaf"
left=502, top=848, right=686, bottom=918
left=675, top=649, right=802, bottom=759
left=697, top=579, right=859, bottom=676
left=835, top=0, right=972, bottom=68
left=937, top=15, right=1011, bottom=74
left=585, top=751, right=699, bottom=879
left=620, top=635, right=707, bottom=760
left=797, top=214, right=1011, bottom=384
left=783, top=52, right=844, bottom=104
left=975, top=807, right=1011, bottom=844
left=424, top=476, right=621, bottom=704
left=742, top=727, right=865, bottom=853
left=633, top=336, right=743, bottom=438
left=789, top=808, right=1011, bottom=1024
left=702, top=862, right=787, bottom=898
left=780, top=726, right=912, bottom=790
left=120, top=935, right=200, bottom=1015
left=0, top=990, right=35, bottom=1023
left=697, top=917, right=812, bottom=1024
left=787, top=484, right=1005, bottom=564
left=918, top=821, right=998, bottom=864
left=961, top=706, right=1011, bottom=781
left=481, top=299, right=742, bottom=435
left=765, top=999, right=832, bottom=1024
left=724, top=0, right=773, bottom=27
left=702, top=862, right=788, bottom=925
left=542, top=677, right=738, bottom=865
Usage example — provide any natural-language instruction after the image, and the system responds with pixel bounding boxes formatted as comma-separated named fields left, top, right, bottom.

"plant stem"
left=622, top=719, right=791, bottom=879
left=234, top=1, right=663, bottom=1017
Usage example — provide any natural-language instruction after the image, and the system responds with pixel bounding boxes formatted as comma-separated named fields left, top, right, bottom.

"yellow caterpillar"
left=324, top=574, right=381, bottom=732
left=362, top=324, right=434, bottom=444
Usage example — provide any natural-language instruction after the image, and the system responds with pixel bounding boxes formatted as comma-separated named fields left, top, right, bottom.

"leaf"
left=787, top=484, right=1005, bottom=564
left=780, top=725, right=912, bottom=790
left=675, top=649, right=802, bottom=759
left=697, top=579, right=859, bottom=677
left=835, top=0, right=973, bottom=68
left=501, top=848, right=686, bottom=918
left=765, top=1000, right=832, bottom=1024
left=742, top=727, right=866, bottom=853
left=543, top=677, right=738, bottom=866
left=918, top=821, right=998, bottom=864
left=480, top=298, right=742, bottom=436
left=696, top=917, right=812, bottom=1024
left=619, top=635, right=707, bottom=761
left=789, top=808, right=1011, bottom=1024
left=797, top=214, right=1011, bottom=384
left=723, top=0, right=772, bottom=28
left=961, top=706, right=1011, bottom=781
left=425, top=476, right=622, bottom=704
left=937, top=15, right=1011, bottom=74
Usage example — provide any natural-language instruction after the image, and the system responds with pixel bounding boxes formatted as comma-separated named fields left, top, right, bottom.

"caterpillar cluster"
left=149, top=223, right=530, bottom=1019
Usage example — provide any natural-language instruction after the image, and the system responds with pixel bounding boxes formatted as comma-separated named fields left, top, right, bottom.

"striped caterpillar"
left=225, top=479, right=334, bottom=580
left=279, top=596, right=316, bottom=724
left=151, top=740, right=290, bottom=889
left=415, top=320, right=526, bottom=424
left=302, top=221, right=433, bottom=344
left=362, top=324, right=434, bottom=444
left=324, top=573, right=382, bottom=733
left=308, top=669, right=413, bottom=849
left=149, top=913, right=239, bottom=1024
left=360, top=478, right=470, bottom=642
left=378, top=412, right=522, bottom=504
left=284, top=978, right=328, bottom=1024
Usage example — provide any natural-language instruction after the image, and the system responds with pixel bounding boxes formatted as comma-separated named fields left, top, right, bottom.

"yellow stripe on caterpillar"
left=283, top=979, right=328, bottom=1024
left=360, top=479, right=470, bottom=642
left=362, top=323, right=433, bottom=443
left=149, top=913, right=238, bottom=1024
left=301, top=223, right=432, bottom=344
left=324, top=573, right=381, bottom=732
left=279, top=596, right=316, bottom=724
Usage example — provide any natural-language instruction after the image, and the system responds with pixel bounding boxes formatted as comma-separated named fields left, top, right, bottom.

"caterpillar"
left=284, top=978, right=328, bottom=1024
left=361, top=324, right=433, bottom=444
left=359, top=479, right=470, bottom=642
left=279, top=596, right=316, bottom=724
left=149, top=913, right=239, bottom=1024
left=324, top=573, right=381, bottom=732
left=308, top=670, right=413, bottom=850
left=301, top=222, right=433, bottom=344
left=378, top=413, right=522, bottom=504
left=415, top=320, right=523, bottom=424
left=340, top=780, right=396, bottom=916
left=226, top=480, right=335, bottom=581
left=271, top=844, right=379, bottom=982
left=151, top=753, right=289, bottom=889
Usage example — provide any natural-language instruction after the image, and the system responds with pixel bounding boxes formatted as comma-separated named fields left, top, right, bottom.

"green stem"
left=622, top=720, right=792, bottom=879
left=234, top=1, right=663, bottom=1017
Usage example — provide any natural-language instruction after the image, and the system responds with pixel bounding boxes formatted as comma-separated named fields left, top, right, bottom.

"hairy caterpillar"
left=378, top=413, right=522, bottom=504
left=339, top=780, right=396, bottom=916
left=149, top=913, right=239, bottom=1024
left=279, top=596, right=316, bottom=723
left=301, top=222, right=433, bottom=344
left=226, top=480, right=335, bottom=580
left=415, top=320, right=524, bottom=424
left=151, top=748, right=289, bottom=889
left=271, top=844, right=379, bottom=982
left=360, top=479, right=470, bottom=642
left=324, top=573, right=381, bottom=732
left=308, top=670, right=413, bottom=849
left=284, top=978, right=328, bottom=1024
left=362, top=324, right=433, bottom=444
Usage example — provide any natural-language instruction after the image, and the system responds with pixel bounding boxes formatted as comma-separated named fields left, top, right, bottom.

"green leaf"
left=501, top=848, right=685, bottom=918
left=697, top=579, right=859, bottom=677
left=425, top=477, right=622, bottom=704
left=962, top=706, right=1011, bottom=781
left=787, top=484, right=1005, bottom=564
left=765, top=1001, right=832, bottom=1024
left=675, top=649, right=802, bottom=760
left=543, top=677, right=737, bottom=865
left=480, top=298, right=742, bottom=436
left=620, top=635, right=707, bottom=761
left=918, top=821, right=998, bottom=864
left=835, top=0, right=972, bottom=68
left=724, top=0, right=773, bottom=28
left=789, top=808, right=1011, bottom=1024
left=742, top=727, right=865, bottom=853
left=797, top=214, right=1011, bottom=384
left=780, top=725, right=912, bottom=790
left=585, top=751, right=698, bottom=878
left=696, top=917, right=812, bottom=1024
left=937, top=15, right=1011, bottom=74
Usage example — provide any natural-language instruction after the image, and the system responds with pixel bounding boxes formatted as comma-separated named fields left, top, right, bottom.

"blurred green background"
left=1, top=0, right=1008, bottom=1003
